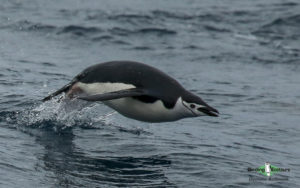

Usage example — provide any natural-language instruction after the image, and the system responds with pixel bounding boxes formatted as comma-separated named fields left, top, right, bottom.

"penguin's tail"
left=42, top=81, right=75, bottom=102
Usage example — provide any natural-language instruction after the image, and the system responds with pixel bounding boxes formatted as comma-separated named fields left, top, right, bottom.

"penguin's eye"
left=190, top=104, right=195, bottom=108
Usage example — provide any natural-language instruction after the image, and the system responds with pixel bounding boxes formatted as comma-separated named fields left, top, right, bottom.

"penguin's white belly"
left=104, top=98, right=183, bottom=122
left=75, top=82, right=188, bottom=122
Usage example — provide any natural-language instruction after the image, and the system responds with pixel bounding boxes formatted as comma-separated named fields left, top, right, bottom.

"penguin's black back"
left=77, top=61, right=186, bottom=107
left=43, top=61, right=188, bottom=108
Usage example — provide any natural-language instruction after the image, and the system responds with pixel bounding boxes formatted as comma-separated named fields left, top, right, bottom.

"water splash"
left=2, top=97, right=116, bottom=130
left=1, top=96, right=151, bottom=135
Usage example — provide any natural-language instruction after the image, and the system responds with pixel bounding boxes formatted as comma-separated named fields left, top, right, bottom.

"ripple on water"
left=18, top=60, right=57, bottom=67
left=253, top=14, right=300, bottom=39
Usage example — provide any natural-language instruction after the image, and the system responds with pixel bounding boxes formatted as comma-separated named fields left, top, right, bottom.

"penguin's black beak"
left=197, top=106, right=219, bottom=117
left=196, top=96, right=219, bottom=117
left=183, top=92, right=219, bottom=117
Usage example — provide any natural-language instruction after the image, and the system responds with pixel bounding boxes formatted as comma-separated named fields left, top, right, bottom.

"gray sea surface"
left=0, top=0, right=300, bottom=187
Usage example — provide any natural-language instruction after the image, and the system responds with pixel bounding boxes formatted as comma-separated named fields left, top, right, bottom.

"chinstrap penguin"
left=43, top=61, right=219, bottom=122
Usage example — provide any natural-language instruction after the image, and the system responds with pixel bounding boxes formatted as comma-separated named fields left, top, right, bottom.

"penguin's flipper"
left=77, top=88, right=148, bottom=102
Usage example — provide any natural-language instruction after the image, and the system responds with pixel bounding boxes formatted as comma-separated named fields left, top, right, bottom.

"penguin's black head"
left=182, top=92, right=219, bottom=117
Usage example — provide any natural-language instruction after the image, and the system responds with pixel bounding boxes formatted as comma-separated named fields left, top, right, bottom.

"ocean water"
left=0, top=0, right=300, bottom=187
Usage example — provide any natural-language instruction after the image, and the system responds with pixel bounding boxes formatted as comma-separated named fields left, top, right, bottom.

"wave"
left=152, top=10, right=223, bottom=22
left=253, top=14, right=300, bottom=39
left=107, top=13, right=153, bottom=26
left=272, top=2, right=298, bottom=7
left=138, top=28, right=176, bottom=35
left=57, top=25, right=102, bottom=36
left=203, top=25, right=231, bottom=33
left=61, top=9, right=225, bottom=23
left=18, top=60, right=57, bottom=67
left=14, top=20, right=57, bottom=32
left=261, top=14, right=300, bottom=29
left=7, top=20, right=177, bottom=42
left=108, top=27, right=177, bottom=36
